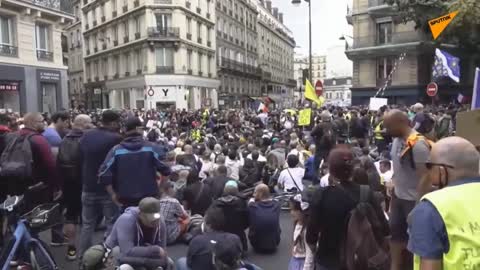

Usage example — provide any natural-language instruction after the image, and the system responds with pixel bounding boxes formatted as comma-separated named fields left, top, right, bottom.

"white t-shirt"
left=246, top=153, right=267, bottom=162
left=320, top=173, right=330, bottom=187
left=278, top=167, right=305, bottom=192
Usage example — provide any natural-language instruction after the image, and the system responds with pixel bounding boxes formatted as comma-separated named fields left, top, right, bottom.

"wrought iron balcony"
left=29, top=0, right=60, bottom=10
left=348, top=32, right=422, bottom=50
left=37, top=50, right=53, bottom=61
left=147, top=27, right=180, bottom=39
left=0, top=45, right=18, bottom=57
left=156, top=66, right=174, bottom=74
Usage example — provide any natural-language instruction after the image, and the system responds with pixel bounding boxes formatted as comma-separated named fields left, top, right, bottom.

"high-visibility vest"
left=414, top=182, right=480, bottom=270
left=374, top=121, right=384, bottom=140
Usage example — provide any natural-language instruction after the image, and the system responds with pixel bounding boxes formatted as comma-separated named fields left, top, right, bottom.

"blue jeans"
left=79, top=192, right=118, bottom=256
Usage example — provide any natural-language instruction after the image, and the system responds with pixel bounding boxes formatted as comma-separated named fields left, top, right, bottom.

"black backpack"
left=0, top=134, right=35, bottom=181
left=417, top=113, right=435, bottom=135
left=57, top=133, right=82, bottom=181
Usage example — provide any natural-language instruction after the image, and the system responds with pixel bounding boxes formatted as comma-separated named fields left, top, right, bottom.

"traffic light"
left=302, top=68, right=309, bottom=85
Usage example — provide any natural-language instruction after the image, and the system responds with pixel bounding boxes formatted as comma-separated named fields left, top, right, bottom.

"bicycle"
left=0, top=194, right=61, bottom=270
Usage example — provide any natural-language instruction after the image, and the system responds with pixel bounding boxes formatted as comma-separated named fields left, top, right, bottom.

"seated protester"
left=239, top=158, right=261, bottom=187
left=183, top=169, right=213, bottom=216
left=248, top=184, right=281, bottom=254
left=306, top=146, right=389, bottom=270
left=212, top=239, right=262, bottom=270
left=277, top=155, right=305, bottom=193
left=177, top=144, right=202, bottom=172
left=158, top=181, right=191, bottom=245
left=204, top=165, right=232, bottom=200
left=209, top=181, right=249, bottom=252
left=175, top=207, right=244, bottom=270
left=105, top=197, right=171, bottom=269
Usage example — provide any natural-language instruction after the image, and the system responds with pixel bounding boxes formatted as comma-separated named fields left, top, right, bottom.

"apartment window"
left=135, top=17, right=141, bottom=33
left=100, top=4, right=105, bottom=17
left=136, top=49, right=142, bottom=70
left=76, top=29, right=81, bottom=46
left=198, top=53, right=202, bottom=73
left=377, top=21, right=392, bottom=45
left=70, top=32, right=74, bottom=47
left=93, top=61, right=99, bottom=76
left=187, top=50, right=192, bottom=70
left=124, top=53, right=130, bottom=73
left=123, top=21, right=129, bottom=37
left=156, top=14, right=171, bottom=29
left=35, top=24, right=50, bottom=51
left=103, top=58, right=108, bottom=76
left=84, top=37, right=89, bottom=51
left=113, top=24, right=118, bottom=41
left=197, top=22, right=201, bottom=38
left=223, top=20, right=227, bottom=34
left=85, top=62, right=91, bottom=79
left=92, top=34, right=97, bottom=49
left=113, top=55, right=119, bottom=74
left=229, top=23, right=233, bottom=38
left=217, top=19, right=222, bottom=32
left=155, top=48, right=173, bottom=67
left=92, top=8, right=96, bottom=22
left=207, top=27, right=211, bottom=42
left=186, top=18, right=192, bottom=34
left=377, top=57, right=393, bottom=79
left=112, top=0, right=117, bottom=11
left=207, top=56, right=211, bottom=74
left=197, top=0, right=201, bottom=7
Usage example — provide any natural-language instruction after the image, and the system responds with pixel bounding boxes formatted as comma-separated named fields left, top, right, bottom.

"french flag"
left=258, top=102, right=268, bottom=113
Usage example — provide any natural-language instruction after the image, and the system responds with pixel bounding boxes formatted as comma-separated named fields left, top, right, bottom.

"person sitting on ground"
left=182, top=169, right=213, bottom=216
left=175, top=207, right=245, bottom=270
left=204, top=165, right=232, bottom=200
left=248, top=184, right=281, bottom=254
left=209, top=181, right=250, bottom=253
left=158, top=181, right=191, bottom=245
left=277, top=155, right=305, bottom=193
left=104, top=197, right=172, bottom=270
left=239, top=158, right=261, bottom=187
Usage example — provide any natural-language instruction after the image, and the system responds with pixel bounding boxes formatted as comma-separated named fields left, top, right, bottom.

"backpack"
left=321, top=123, right=336, bottom=146
left=0, top=133, right=35, bottom=181
left=57, top=133, right=82, bottom=182
left=401, top=133, right=434, bottom=169
left=340, top=185, right=390, bottom=270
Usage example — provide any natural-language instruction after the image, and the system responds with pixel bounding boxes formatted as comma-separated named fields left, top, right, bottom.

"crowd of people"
left=0, top=101, right=477, bottom=270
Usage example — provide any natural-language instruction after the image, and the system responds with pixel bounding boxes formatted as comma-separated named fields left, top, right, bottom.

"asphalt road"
left=45, top=212, right=294, bottom=270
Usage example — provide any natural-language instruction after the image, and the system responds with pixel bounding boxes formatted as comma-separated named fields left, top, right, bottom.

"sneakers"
left=67, top=245, right=77, bottom=261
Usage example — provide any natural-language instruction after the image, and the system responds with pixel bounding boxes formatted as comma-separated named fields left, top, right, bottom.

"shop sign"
left=39, top=71, right=60, bottom=81
left=0, top=81, right=19, bottom=91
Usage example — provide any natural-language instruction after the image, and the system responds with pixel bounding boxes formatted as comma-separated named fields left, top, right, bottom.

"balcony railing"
left=349, top=32, right=422, bottom=49
left=37, top=50, right=53, bottom=61
left=147, top=27, right=180, bottom=39
left=0, top=45, right=18, bottom=57
left=30, top=0, right=60, bottom=10
left=156, top=66, right=174, bottom=74
left=220, top=57, right=259, bottom=75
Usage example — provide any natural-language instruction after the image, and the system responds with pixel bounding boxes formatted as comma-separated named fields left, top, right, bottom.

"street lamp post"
left=292, top=0, right=312, bottom=104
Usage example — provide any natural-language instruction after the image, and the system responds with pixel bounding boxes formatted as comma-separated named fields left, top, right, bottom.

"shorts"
left=389, top=193, right=416, bottom=242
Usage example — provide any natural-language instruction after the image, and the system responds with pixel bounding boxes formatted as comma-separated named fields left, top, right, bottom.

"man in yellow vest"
left=407, top=136, right=480, bottom=270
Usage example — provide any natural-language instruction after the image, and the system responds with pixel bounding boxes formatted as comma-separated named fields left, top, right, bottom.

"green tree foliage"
left=385, top=0, right=480, bottom=50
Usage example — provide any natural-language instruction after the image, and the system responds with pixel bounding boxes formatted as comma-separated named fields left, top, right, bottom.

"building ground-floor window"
left=41, top=83, right=57, bottom=114
left=0, top=81, right=20, bottom=112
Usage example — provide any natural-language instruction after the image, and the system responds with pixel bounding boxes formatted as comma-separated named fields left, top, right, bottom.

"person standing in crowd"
left=57, top=114, right=92, bottom=260
left=384, top=110, right=431, bottom=270
left=248, top=184, right=281, bottom=254
left=99, top=117, right=171, bottom=209
left=311, top=111, right=336, bottom=183
left=42, top=111, right=70, bottom=149
left=408, top=137, right=480, bottom=270
left=277, top=155, right=305, bottom=193
left=79, top=110, right=123, bottom=257
left=225, top=149, right=242, bottom=181
left=104, top=197, right=170, bottom=270
left=434, top=109, right=452, bottom=139
left=306, top=146, right=389, bottom=270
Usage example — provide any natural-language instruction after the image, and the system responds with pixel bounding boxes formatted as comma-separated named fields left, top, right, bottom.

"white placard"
left=369, top=97, right=388, bottom=111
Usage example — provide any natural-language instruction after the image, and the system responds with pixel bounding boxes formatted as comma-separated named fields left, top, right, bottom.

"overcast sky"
left=271, top=0, right=353, bottom=56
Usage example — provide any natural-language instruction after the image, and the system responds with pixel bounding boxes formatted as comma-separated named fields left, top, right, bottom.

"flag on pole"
left=258, top=102, right=268, bottom=113
left=432, top=48, right=460, bottom=83
left=304, top=79, right=325, bottom=107
left=472, top=67, right=480, bottom=110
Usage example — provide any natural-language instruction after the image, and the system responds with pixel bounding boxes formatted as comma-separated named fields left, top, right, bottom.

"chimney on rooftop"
left=273, top=7, right=278, bottom=19
left=266, top=0, right=272, bottom=12
left=279, top=13, right=283, bottom=23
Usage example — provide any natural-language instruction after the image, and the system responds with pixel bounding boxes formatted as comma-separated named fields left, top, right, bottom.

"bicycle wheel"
left=28, top=239, right=58, bottom=270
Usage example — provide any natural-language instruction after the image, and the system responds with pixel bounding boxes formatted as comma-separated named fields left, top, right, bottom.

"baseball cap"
left=138, top=197, right=161, bottom=222
left=125, top=117, right=143, bottom=131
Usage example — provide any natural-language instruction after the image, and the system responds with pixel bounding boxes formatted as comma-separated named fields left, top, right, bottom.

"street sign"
left=426, top=82, right=438, bottom=97
left=315, top=80, right=323, bottom=96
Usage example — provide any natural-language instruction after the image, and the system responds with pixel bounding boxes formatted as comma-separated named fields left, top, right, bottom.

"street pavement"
left=46, top=212, right=294, bottom=269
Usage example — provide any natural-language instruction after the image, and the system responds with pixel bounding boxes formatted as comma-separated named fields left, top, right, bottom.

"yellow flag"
left=304, top=79, right=324, bottom=107
left=298, top=109, right=312, bottom=126
left=428, top=11, right=458, bottom=40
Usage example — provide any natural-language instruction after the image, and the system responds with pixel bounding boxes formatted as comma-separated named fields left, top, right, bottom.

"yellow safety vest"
left=374, top=121, right=384, bottom=140
left=414, top=182, right=480, bottom=270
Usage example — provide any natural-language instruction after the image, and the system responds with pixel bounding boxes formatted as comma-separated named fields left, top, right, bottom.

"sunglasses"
left=425, top=162, right=455, bottom=170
